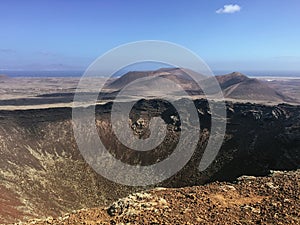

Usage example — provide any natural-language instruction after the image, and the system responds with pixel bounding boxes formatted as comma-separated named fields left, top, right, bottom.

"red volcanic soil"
left=0, top=185, right=26, bottom=224
left=22, top=170, right=300, bottom=225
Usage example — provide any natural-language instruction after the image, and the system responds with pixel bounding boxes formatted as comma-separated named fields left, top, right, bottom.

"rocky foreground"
left=0, top=100, right=299, bottom=224
left=20, top=170, right=299, bottom=225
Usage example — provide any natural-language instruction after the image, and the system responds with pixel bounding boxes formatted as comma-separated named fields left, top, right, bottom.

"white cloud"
left=216, top=4, right=241, bottom=14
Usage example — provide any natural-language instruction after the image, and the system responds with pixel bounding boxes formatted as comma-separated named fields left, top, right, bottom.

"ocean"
left=1, top=70, right=300, bottom=78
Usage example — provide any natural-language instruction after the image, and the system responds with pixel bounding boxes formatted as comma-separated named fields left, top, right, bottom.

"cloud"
left=37, top=51, right=59, bottom=57
left=0, top=49, right=16, bottom=54
left=216, top=4, right=241, bottom=14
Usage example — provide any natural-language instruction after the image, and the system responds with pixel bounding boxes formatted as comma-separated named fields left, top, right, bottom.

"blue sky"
left=0, top=0, right=300, bottom=73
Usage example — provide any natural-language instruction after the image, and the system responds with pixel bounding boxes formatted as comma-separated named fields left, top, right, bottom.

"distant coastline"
left=0, top=70, right=84, bottom=78
left=1, top=69, right=300, bottom=78
left=214, top=70, right=300, bottom=78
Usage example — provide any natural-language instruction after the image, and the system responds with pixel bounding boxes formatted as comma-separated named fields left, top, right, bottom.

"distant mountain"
left=216, top=72, right=249, bottom=89
left=216, top=72, right=296, bottom=103
left=0, top=74, right=9, bottom=79
left=108, top=68, right=202, bottom=90
left=107, top=68, right=297, bottom=103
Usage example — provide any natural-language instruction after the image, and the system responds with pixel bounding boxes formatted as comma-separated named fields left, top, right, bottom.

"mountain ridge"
left=107, top=68, right=297, bottom=103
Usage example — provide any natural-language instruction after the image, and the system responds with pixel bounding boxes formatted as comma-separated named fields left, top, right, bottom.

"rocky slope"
left=0, top=100, right=299, bottom=224
left=20, top=170, right=300, bottom=225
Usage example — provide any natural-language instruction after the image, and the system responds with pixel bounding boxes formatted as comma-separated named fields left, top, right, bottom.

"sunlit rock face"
left=0, top=100, right=299, bottom=223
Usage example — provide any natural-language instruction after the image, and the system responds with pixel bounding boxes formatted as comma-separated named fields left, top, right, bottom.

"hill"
left=216, top=72, right=296, bottom=103
left=107, top=68, right=204, bottom=92
left=108, top=69, right=297, bottom=103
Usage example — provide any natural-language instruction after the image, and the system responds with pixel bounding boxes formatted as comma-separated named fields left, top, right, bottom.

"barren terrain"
left=1, top=70, right=300, bottom=111
left=20, top=170, right=300, bottom=225
left=0, top=71, right=299, bottom=224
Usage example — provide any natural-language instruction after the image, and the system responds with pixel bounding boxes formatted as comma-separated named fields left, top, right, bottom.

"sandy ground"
left=0, top=77, right=299, bottom=110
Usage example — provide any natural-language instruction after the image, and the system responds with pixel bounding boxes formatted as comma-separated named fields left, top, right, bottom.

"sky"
left=0, top=0, right=300, bottom=73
